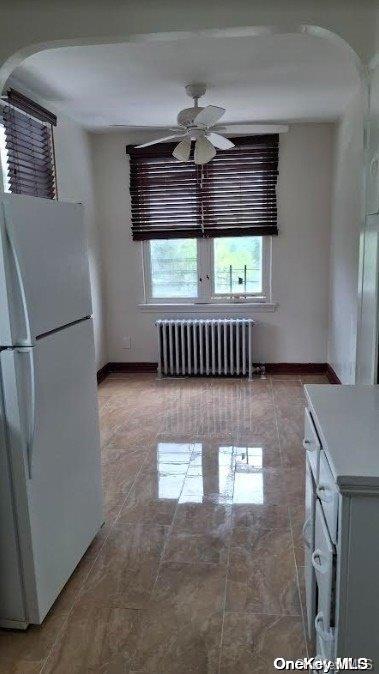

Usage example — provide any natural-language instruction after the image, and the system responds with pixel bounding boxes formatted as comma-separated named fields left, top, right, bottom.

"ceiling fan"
left=134, top=84, right=234, bottom=164
left=113, top=84, right=287, bottom=164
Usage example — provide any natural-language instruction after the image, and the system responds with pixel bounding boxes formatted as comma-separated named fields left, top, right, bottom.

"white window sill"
left=138, top=302, right=278, bottom=314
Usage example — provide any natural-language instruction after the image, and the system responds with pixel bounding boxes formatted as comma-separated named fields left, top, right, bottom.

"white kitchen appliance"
left=0, top=194, right=103, bottom=629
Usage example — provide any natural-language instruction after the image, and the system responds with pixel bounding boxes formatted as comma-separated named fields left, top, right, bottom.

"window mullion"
left=198, top=238, right=212, bottom=302
left=196, top=238, right=210, bottom=302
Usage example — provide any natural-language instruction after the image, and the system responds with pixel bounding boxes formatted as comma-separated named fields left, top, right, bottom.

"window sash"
left=142, top=239, right=199, bottom=302
left=143, top=237, right=270, bottom=304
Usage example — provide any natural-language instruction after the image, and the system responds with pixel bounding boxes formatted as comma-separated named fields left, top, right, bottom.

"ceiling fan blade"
left=111, top=125, right=181, bottom=129
left=135, top=134, right=185, bottom=148
left=194, top=136, right=216, bottom=165
left=194, top=105, right=225, bottom=128
left=206, top=132, right=235, bottom=150
left=217, top=124, right=289, bottom=134
left=172, top=138, right=191, bottom=162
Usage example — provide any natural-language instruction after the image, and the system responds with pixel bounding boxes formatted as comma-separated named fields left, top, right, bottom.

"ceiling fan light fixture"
left=172, top=137, right=192, bottom=162
left=194, top=135, right=216, bottom=165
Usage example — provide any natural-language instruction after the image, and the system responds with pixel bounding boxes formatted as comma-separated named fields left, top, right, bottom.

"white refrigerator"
left=0, top=194, right=103, bottom=629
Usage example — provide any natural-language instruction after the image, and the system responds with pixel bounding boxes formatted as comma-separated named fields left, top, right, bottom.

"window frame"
left=142, top=236, right=272, bottom=305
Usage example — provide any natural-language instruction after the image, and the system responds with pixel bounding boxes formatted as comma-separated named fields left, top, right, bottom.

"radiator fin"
left=156, top=319, right=254, bottom=379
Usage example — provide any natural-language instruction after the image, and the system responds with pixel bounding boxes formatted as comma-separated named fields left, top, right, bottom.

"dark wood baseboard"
left=107, top=362, right=157, bottom=374
left=97, top=362, right=111, bottom=384
left=98, top=361, right=342, bottom=382
left=325, top=363, right=342, bottom=385
left=265, top=362, right=328, bottom=375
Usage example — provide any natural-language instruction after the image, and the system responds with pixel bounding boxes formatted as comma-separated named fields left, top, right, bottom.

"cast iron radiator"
left=155, top=318, right=255, bottom=379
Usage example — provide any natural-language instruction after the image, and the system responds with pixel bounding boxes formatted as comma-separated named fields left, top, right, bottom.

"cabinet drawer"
left=304, top=458, right=316, bottom=641
left=304, top=407, right=320, bottom=480
left=312, top=501, right=335, bottom=630
left=317, top=452, right=339, bottom=544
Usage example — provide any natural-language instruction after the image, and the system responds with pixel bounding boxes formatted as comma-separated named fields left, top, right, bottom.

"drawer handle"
left=315, top=612, right=334, bottom=642
left=311, top=548, right=327, bottom=574
left=303, top=438, right=316, bottom=452
left=317, top=483, right=334, bottom=503
left=302, top=517, right=311, bottom=548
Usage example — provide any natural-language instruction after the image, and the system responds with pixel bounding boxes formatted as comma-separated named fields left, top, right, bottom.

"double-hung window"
left=128, top=135, right=278, bottom=305
left=144, top=235, right=270, bottom=303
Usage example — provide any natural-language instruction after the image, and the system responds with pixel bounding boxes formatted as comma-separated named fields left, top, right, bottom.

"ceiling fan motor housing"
left=177, top=106, right=205, bottom=128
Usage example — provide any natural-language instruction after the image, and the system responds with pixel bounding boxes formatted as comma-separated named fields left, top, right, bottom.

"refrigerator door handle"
left=17, top=347, right=36, bottom=479
left=4, top=210, right=32, bottom=346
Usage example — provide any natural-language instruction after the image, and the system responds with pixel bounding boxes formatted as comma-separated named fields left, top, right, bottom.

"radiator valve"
left=251, top=364, right=266, bottom=378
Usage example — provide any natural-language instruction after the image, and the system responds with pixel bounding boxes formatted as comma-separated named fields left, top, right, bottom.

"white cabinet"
left=317, top=452, right=338, bottom=545
left=304, top=385, right=379, bottom=663
left=304, top=457, right=317, bottom=640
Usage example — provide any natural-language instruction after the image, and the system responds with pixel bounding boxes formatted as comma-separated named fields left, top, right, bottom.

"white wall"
left=355, top=65, right=379, bottom=384
left=53, top=115, right=107, bottom=369
left=327, top=90, right=365, bottom=383
left=91, top=123, right=333, bottom=364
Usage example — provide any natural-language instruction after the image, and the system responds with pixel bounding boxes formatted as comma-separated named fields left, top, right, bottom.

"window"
left=131, top=134, right=278, bottom=306
left=1, top=89, right=57, bottom=199
left=144, top=235, right=270, bottom=303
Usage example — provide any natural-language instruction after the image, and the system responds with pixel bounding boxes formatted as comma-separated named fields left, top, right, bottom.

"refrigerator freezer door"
left=0, top=195, right=92, bottom=346
left=0, top=319, right=103, bottom=624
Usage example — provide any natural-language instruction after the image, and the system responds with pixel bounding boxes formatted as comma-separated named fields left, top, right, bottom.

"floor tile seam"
left=102, top=426, right=161, bottom=446
left=160, top=551, right=230, bottom=567
left=222, top=608, right=304, bottom=617
left=267, top=376, right=286, bottom=470
left=222, top=609, right=304, bottom=617
left=286, top=498, right=308, bottom=657
left=150, top=441, right=197, bottom=594
left=102, top=424, right=161, bottom=465
left=269, top=376, right=309, bottom=657
left=217, top=416, right=235, bottom=674
left=217, top=507, right=232, bottom=674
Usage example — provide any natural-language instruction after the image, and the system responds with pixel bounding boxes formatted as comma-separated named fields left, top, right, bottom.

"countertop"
left=304, top=384, right=379, bottom=492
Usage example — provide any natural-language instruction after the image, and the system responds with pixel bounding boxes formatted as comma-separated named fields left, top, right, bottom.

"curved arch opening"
left=0, top=24, right=373, bottom=388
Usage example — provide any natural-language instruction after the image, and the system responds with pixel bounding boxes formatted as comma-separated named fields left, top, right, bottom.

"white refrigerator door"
left=0, top=375, right=26, bottom=627
left=0, top=195, right=92, bottom=346
left=0, top=319, right=103, bottom=624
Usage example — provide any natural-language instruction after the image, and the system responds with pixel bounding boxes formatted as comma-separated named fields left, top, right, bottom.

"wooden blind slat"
left=6, top=89, right=57, bottom=126
left=2, top=92, right=56, bottom=200
left=127, top=135, right=279, bottom=240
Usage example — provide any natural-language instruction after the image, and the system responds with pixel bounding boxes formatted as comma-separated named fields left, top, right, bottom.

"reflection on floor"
left=0, top=372, right=329, bottom=673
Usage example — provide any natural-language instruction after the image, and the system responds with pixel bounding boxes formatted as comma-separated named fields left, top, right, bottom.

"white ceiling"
left=11, top=33, right=360, bottom=130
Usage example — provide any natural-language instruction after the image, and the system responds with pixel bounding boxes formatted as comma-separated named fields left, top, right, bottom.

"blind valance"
left=127, top=134, right=279, bottom=240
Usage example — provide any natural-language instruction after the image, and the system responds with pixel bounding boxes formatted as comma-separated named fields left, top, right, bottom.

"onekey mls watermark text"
left=274, top=657, right=373, bottom=671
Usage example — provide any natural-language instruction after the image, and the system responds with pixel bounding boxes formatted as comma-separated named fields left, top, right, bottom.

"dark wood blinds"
left=2, top=89, right=57, bottom=199
left=127, top=134, right=279, bottom=241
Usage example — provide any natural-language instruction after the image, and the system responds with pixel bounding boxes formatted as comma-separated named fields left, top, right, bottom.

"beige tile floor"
left=0, top=372, right=329, bottom=673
